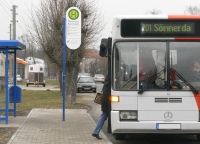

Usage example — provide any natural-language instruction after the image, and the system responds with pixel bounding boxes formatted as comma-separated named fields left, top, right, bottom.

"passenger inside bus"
left=191, top=59, right=200, bottom=74
left=190, top=59, right=200, bottom=81
left=169, top=58, right=200, bottom=91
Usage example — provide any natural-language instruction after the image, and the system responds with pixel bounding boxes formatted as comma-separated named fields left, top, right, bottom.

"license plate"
left=84, top=88, right=90, bottom=90
left=156, top=123, right=181, bottom=129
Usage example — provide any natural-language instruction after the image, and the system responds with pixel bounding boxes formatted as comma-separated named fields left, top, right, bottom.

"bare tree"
left=90, top=58, right=105, bottom=77
left=146, top=9, right=161, bottom=15
left=185, top=5, right=200, bottom=14
left=29, top=0, right=104, bottom=104
left=17, top=34, right=37, bottom=61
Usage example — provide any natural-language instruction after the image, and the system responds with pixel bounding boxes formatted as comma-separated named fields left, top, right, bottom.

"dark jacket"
left=101, top=74, right=109, bottom=112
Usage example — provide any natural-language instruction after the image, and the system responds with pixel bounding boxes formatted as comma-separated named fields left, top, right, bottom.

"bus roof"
left=113, top=15, right=200, bottom=20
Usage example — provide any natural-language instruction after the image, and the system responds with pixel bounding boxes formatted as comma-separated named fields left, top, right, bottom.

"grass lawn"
left=19, top=90, right=89, bottom=115
left=17, top=90, right=62, bottom=111
left=0, top=80, right=89, bottom=116
left=0, top=89, right=89, bottom=116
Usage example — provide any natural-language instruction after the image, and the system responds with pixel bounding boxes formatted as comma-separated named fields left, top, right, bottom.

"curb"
left=7, top=109, right=34, bottom=144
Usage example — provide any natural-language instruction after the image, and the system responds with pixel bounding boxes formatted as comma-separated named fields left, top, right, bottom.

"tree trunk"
left=65, top=62, right=79, bottom=104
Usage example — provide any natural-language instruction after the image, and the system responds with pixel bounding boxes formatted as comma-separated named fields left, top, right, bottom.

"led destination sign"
left=141, top=22, right=195, bottom=34
left=121, top=19, right=200, bottom=37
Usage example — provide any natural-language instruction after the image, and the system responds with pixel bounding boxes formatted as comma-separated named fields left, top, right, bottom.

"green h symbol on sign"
left=69, top=9, right=79, bottom=20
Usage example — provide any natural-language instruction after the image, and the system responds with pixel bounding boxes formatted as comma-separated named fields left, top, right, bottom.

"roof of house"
left=8, top=55, right=28, bottom=65
left=84, top=49, right=101, bottom=58
left=17, top=58, right=28, bottom=65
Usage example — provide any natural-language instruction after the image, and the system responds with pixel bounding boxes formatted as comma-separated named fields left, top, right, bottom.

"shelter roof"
left=0, top=40, right=26, bottom=50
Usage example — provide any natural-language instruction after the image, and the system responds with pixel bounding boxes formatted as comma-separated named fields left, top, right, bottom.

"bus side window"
left=124, top=64, right=130, bottom=80
left=130, top=64, right=137, bottom=78
left=121, top=64, right=130, bottom=81
left=114, top=47, right=121, bottom=89
left=120, top=64, right=124, bottom=81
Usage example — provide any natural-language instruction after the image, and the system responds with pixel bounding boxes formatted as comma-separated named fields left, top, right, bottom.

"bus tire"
left=197, top=134, right=200, bottom=141
left=114, top=134, right=126, bottom=140
left=26, top=84, right=28, bottom=87
left=43, top=84, right=45, bottom=87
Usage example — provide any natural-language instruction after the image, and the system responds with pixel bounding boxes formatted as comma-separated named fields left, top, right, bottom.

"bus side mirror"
left=99, top=38, right=108, bottom=57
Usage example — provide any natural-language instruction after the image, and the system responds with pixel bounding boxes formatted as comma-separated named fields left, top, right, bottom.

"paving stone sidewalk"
left=7, top=108, right=112, bottom=144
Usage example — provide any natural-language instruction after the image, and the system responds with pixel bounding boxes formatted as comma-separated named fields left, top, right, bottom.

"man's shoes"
left=92, top=133, right=102, bottom=140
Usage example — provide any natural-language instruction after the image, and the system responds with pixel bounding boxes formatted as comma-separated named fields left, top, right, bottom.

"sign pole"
left=62, top=18, right=66, bottom=121
left=62, top=6, right=81, bottom=121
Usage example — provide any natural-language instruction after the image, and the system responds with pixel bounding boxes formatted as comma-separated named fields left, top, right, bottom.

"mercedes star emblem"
left=164, top=112, right=173, bottom=120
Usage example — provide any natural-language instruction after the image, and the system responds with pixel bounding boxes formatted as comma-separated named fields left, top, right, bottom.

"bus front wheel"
left=114, top=134, right=126, bottom=140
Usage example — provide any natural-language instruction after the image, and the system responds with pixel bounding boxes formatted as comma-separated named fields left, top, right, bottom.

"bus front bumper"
left=111, top=111, right=200, bottom=134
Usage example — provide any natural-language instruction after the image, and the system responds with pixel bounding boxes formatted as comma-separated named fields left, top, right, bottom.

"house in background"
left=0, top=54, right=27, bottom=89
left=80, top=49, right=100, bottom=73
left=16, top=58, right=28, bottom=79
left=0, top=54, right=28, bottom=79
left=0, top=49, right=100, bottom=81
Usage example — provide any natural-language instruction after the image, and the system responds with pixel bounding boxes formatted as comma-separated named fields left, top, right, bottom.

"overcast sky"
left=1, top=0, right=200, bottom=46
left=0, top=0, right=40, bottom=40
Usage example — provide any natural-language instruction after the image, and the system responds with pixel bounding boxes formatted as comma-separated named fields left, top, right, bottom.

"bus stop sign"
left=66, top=7, right=81, bottom=50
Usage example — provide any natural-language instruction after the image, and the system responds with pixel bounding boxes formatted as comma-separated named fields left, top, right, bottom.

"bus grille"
left=155, top=98, right=182, bottom=103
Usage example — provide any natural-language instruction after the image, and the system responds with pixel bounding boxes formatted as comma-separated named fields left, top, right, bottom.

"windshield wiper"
left=120, top=75, right=137, bottom=89
left=171, top=68, right=199, bottom=94
left=138, top=68, right=165, bottom=94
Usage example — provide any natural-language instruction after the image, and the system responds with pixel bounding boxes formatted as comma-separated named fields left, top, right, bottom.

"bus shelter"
left=0, top=40, right=26, bottom=124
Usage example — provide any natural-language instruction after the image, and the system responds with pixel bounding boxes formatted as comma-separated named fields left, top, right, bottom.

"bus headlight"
left=120, top=111, right=137, bottom=120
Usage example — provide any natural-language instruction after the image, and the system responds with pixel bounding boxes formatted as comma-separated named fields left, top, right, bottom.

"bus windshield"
left=113, top=41, right=200, bottom=92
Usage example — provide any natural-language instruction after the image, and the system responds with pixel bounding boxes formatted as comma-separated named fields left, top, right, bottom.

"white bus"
left=99, top=15, right=200, bottom=140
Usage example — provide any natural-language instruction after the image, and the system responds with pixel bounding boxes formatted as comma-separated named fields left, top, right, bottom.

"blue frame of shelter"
left=0, top=40, right=26, bottom=124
